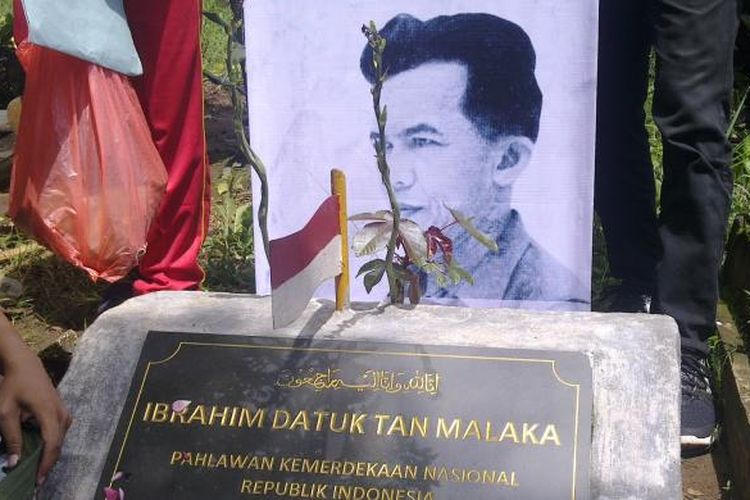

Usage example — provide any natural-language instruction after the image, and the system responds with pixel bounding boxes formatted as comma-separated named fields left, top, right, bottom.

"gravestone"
left=97, top=333, right=593, bottom=498
left=40, top=292, right=681, bottom=499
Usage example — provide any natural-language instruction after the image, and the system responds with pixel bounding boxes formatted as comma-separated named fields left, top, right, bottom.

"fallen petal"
left=103, top=487, right=121, bottom=500
left=172, top=400, right=191, bottom=414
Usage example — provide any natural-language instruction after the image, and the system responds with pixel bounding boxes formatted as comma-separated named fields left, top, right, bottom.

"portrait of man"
left=360, top=13, right=586, bottom=305
left=246, top=1, right=597, bottom=311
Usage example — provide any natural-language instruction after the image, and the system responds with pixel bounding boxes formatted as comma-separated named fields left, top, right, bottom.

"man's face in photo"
left=372, top=62, right=501, bottom=230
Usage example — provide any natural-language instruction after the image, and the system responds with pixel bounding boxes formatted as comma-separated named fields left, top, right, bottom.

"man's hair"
left=360, top=13, right=542, bottom=142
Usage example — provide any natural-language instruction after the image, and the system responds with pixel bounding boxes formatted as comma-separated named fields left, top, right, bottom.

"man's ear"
left=491, top=137, right=534, bottom=188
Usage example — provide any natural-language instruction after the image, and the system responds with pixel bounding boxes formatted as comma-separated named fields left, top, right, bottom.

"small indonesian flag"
left=270, top=195, right=342, bottom=328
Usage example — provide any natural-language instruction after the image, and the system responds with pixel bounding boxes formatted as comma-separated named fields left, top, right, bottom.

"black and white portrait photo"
left=246, top=1, right=598, bottom=311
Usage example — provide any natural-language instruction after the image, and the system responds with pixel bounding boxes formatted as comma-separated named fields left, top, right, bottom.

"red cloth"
left=124, top=0, right=210, bottom=294
left=12, top=0, right=28, bottom=44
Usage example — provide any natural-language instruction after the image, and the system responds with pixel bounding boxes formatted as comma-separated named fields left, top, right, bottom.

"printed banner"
left=246, top=0, right=598, bottom=310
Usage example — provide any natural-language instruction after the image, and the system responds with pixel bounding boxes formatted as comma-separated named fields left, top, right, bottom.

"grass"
left=729, top=79, right=750, bottom=221
left=199, top=164, right=254, bottom=293
left=645, top=57, right=664, bottom=204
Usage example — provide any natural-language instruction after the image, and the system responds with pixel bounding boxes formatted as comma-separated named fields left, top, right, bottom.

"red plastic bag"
left=9, top=43, right=167, bottom=282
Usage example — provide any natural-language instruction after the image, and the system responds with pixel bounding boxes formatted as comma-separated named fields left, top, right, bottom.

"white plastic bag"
left=20, top=0, right=142, bottom=75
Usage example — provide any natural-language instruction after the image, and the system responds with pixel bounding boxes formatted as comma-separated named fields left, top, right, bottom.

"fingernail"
left=7, top=454, right=18, bottom=468
left=36, top=474, right=46, bottom=486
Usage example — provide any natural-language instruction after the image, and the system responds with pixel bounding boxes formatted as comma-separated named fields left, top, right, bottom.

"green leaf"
left=349, top=210, right=393, bottom=222
left=452, top=261, right=475, bottom=285
left=216, top=180, right=230, bottom=196
left=0, top=428, right=42, bottom=499
left=363, top=266, right=386, bottom=293
left=436, top=273, right=448, bottom=288
left=732, top=134, right=750, bottom=176
left=398, top=219, right=428, bottom=263
left=446, top=260, right=473, bottom=285
left=233, top=203, right=252, bottom=232
left=351, top=221, right=392, bottom=256
left=356, top=259, right=385, bottom=278
left=420, top=262, right=442, bottom=275
left=445, top=205, right=499, bottom=252
left=379, top=105, right=388, bottom=127
left=447, top=264, right=461, bottom=284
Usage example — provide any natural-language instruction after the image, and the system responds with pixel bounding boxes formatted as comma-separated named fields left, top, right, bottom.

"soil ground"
left=683, top=442, right=734, bottom=499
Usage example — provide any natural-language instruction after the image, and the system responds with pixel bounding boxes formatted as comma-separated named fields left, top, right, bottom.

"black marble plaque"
left=97, top=332, right=592, bottom=499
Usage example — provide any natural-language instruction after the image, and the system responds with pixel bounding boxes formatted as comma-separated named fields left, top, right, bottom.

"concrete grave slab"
left=40, top=291, right=681, bottom=499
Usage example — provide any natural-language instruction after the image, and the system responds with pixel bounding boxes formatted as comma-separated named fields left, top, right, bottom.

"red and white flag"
left=270, top=195, right=342, bottom=328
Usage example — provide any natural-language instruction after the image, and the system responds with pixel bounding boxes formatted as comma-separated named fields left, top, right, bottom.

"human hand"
left=0, top=316, right=71, bottom=485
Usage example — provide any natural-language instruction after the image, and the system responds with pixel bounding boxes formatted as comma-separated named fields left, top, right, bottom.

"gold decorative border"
left=110, top=338, right=585, bottom=499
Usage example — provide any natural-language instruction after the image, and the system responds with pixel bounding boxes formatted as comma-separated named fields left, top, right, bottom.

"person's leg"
left=651, top=0, right=737, bottom=451
left=124, top=0, right=211, bottom=294
left=594, top=0, right=661, bottom=309
left=652, top=0, right=737, bottom=356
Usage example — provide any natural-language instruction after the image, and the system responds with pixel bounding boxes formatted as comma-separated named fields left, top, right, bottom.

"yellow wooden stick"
left=331, top=169, right=350, bottom=311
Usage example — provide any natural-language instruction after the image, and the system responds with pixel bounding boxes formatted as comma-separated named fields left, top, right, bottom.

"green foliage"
left=445, top=206, right=499, bottom=253
left=0, top=5, right=22, bottom=108
left=0, top=13, right=12, bottom=48
left=707, top=329, right=746, bottom=395
left=0, top=428, right=42, bottom=500
left=590, top=215, right=619, bottom=310
left=729, top=80, right=750, bottom=220
left=201, top=0, right=232, bottom=76
left=0, top=0, right=9, bottom=21
left=645, top=56, right=664, bottom=204
left=200, top=166, right=255, bottom=292
left=356, top=259, right=385, bottom=294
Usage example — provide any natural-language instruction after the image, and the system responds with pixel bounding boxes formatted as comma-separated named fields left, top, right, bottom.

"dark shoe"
left=606, top=282, right=652, bottom=313
left=680, top=353, right=718, bottom=457
left=97, top=279, right=135, bottom=315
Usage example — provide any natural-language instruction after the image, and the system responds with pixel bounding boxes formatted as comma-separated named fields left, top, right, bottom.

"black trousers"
left=595, top=0, right=738, bottom=356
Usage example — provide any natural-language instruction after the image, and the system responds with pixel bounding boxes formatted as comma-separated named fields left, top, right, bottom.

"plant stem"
left=367, top=24, right=401, bottom=302
left=205, top=10, right=271, bottom=261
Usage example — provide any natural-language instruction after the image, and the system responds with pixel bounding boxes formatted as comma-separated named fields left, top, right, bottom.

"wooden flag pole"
left=331, top=169, right=350, bottom=311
